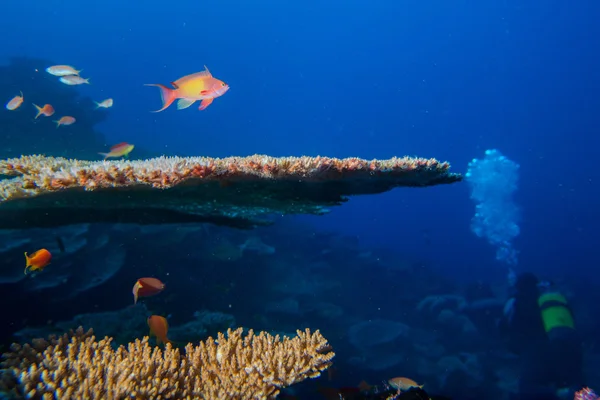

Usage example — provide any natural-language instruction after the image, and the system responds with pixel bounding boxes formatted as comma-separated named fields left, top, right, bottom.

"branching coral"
left=1, top=327, right=334, bottom=399
left=0, top=154, right=461, bottom=229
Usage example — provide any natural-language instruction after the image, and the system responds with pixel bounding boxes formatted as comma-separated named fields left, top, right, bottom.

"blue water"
left=1, top=0, right=599, bottom=399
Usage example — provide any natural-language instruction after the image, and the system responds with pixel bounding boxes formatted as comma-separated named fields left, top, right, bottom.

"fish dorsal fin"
left=194, top=66, right=212, bottom=79
left=170, top=82, right=180, bottom=89
left=177, top=98, right=196, bottom=110
left=110, top=142, right=128, bottom=150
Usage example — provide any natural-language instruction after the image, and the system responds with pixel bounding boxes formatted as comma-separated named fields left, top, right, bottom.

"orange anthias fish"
left=54, top=116, right=76, bottom=128
left=132, top=277, right=165, bottom=304
left=5, top=91, right=23, bottom=110
left=388, top=377, right=423, bottom=392
left=94, top=98, right=113, bottom=109
left=33, top=103, right=55, bottom=118
left=145, top=66, right=229, bottom=112
left=46, top=65, right=81, bottom=76
left=99, top=142, right=134, bottom=159
left=148, top=315, right=171, bottom=345
left=24, top=249, right=52, bottom=275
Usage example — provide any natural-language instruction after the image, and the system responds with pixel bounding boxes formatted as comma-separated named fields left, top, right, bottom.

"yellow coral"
left=4, top=327, right=334, bottom=399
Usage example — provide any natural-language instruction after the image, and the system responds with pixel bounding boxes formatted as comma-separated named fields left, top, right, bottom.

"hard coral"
left=0, top=154, right=462, bottom=229
left=2, top=327, right=334, bottom=399
left=0, top=154, right=461, bottom=200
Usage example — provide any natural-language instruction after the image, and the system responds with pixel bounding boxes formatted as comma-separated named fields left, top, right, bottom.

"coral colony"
left=0, top=154, right=462, bottom=229
left=0, top=327, right=334, bottom=398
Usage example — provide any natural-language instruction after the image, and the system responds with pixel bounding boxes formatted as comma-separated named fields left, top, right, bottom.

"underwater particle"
left=54, top=116, right=76, bottom=128
left=94, top=98, right=113, bottom=109
left=145, top=65, right=229, bottom=112
left=98, top=142, right=134, bottom=159
left=46, top=65, right=81, bottom=76
left=24, top=248, right=52, bottom=275
left=147, top=315, right=171, bottom=346
left=132, top=277, right=165, bottom=304
left=59, top=75, right=90, bottom=85
left=5, top=91, right=23, bottom=110
left=33, top=103, right=54, bottom=118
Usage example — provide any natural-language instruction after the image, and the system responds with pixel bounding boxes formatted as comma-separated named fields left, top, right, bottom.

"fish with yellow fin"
left=145, top=66, right=229, bottom=112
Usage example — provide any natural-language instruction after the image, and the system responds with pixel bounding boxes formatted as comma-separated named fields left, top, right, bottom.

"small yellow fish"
left=5, top=91, right=23, bottom=110
left=46, top=65, right=81, bottom=76
left=94, top=98, right=113, bottom=109
left=99, top=142, right=134, bottom=159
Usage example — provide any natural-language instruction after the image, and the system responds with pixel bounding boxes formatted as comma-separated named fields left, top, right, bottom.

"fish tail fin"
left=54, top=120, right=60, bottom=128
left=77, top=69, right=83, bottom=75
left=144, top=84, right=177, bottom=112
left=24, top=252, right=31, bottom=270
left=94, top=101, right=100, bottom=109
left=33, top=103, right=42, bottom=119
left=19, top=90, right=23, bottom=98
left=98, top=152, right=109, bottom=160
left=84, top=78, right=91, bottom=85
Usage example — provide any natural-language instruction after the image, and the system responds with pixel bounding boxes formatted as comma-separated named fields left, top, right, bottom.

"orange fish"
left=33, top=103, right=54, bottom=118
left=145, top=66, right=229, bottom=112
left=54, top=116, right=76, bottom=128
left=94, top=98, right=113, bottom=109
left=5, top=91, right=23, bottom=110
left=388, top=377, right=423, bottom=392
left=99, top=142, right=134, bottom=159
left=132, top=277, right=165, bottom=304
left=24, top=249, right=52, bottom=275
left=147, top=315, right=171, bottom=345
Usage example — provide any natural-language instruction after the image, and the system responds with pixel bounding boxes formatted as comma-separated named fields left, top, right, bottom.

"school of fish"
left=12, top=62, right=231, bottom=347
left=6, top=64, right=230, bottom=157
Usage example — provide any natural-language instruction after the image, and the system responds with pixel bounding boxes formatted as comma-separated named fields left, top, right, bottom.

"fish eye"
left=221, top=83, right=225, bottom=87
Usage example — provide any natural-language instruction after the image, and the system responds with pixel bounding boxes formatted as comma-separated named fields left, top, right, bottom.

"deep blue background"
left=1, top=0, right=599, bottom=282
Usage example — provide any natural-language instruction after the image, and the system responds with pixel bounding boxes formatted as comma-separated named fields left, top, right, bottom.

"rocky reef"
left=0, top=154, right=462, bottom=229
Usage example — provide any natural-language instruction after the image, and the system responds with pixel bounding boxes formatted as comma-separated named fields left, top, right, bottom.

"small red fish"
left=33, top=103, right=55, bottom=118
left=54, top=116, right=76, bottom=128
left=132, top=277, right=165, bottom=304
left=24, top=249, right=52, bottom=275
left=5, top=91, right=23, bottom=110
left=148, top=315, right=171, bottom=345
left=99, top=142, right=134, bottom=159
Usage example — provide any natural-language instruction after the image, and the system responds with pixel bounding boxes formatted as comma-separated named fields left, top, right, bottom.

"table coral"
left=0, top=154, right=462, bottom=229
left=1, top=326, right=334, bottom=399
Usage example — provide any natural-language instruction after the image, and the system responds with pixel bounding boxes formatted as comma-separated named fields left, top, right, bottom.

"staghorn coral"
left=2, top=327, right=334, bottom=399
left=0, top=327, right=93, bottom=398
left=0, top=154, right=462, bottom=229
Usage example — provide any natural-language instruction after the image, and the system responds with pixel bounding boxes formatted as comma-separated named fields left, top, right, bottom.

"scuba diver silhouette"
left=499, top=272, right=585, bottom=400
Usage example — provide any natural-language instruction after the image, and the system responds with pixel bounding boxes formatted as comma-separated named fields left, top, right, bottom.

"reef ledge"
left=0, top=154, right=462, bottom=229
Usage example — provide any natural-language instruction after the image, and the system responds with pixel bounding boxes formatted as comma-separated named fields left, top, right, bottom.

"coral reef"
left=0, top=154, right=462, bottom=229
left=2, top=327, right=334, bottom=399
